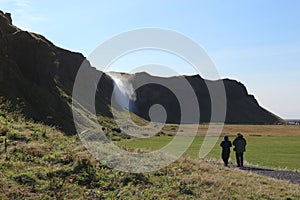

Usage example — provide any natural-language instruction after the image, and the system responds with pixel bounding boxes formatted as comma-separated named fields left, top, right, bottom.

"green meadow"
left=118, top=135, right=300, bottom=170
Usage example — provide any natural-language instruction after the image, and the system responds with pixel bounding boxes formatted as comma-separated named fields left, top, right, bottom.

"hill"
left=0, top=11, right=114, bottom=134
left=0, top=10, right=282, bottom=135
left=112, top=72, right=282, bottom=124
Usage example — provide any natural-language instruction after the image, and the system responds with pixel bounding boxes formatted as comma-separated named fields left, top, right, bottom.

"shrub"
left=7, top=130, right=29, bottom=141
left=0, top=127, right=8, bottom=136
left=13, top=173, right=37, bottom=186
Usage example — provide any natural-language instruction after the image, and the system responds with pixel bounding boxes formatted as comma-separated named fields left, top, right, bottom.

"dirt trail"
left=212, top=161, right=300, bottom=184
left=240, top=166, right=300, bottom=184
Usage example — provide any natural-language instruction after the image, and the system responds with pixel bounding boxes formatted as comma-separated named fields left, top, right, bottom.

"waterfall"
left=107, top=73, right=136, bottom=112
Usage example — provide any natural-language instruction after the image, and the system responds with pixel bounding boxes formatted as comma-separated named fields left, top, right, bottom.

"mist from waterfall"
left=107, top=73, right=136, bottom=112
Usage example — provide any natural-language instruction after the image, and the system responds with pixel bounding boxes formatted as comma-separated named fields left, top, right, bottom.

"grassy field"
left=119, top=125, right=300, bottom=170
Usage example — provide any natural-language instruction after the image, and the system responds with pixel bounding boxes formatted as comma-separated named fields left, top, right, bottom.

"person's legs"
left=225, top=155, right=228, bottom=166
left=235, top=152, right=241, bottom=167
left=226, top=153, right=230, bottom=166
left=240, top=153, right=244, bottom=167
left=222, top=153, right=229, bottom=166
left=222, top=153, right=227, bottom=166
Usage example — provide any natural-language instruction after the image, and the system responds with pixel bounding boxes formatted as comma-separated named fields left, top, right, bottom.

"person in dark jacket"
left=220, top=136, right=232, bottom=166
left=233, top=133, right=247, bottom=167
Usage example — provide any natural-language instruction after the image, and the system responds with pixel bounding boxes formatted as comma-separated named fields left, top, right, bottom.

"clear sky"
left=1, top=0, right=300, bottom=119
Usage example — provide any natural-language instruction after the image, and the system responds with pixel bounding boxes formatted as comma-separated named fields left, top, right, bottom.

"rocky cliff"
left=0, top=11, right=282, bottom=134
left=127, top=72, right=280, bottom=124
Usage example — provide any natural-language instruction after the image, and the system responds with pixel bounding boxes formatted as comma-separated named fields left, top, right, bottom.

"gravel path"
left=240, top=166, right=300, bottom=184
left=213, top=162, right=300, bottom=184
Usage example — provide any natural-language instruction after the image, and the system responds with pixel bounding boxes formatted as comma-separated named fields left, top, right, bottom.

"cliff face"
left=0, top=11, right=282, bottom=134
left=0, top=11, right=113, bottom=134
left=124, top=73, right=280, bottom=125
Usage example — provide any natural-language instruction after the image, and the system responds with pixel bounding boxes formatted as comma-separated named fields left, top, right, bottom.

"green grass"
left=118, top=135, right=300, bottom=170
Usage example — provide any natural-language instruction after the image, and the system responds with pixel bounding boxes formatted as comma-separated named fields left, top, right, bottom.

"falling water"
left=107, top=73, right=136, bottom=112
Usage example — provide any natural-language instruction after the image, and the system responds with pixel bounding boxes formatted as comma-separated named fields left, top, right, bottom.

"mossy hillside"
left=0, top=10, right=116, bottom=134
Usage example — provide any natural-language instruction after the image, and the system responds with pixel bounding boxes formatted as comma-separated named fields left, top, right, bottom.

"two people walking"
left=220, top=133, right=247, bottom=167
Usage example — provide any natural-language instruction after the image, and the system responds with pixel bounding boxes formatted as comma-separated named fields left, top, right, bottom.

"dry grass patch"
left=163, top=124, right=300, bottom=136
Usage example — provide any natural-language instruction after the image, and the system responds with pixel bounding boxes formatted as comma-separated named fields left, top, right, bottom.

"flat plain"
left=119, top=125, right=300, bottom=170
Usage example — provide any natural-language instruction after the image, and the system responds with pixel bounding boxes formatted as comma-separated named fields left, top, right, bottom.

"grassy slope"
left=0, top=101, right=300, bottom=199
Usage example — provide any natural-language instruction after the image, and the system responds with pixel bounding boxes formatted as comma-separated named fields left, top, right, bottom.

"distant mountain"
left=0, top=11, right=282, bottom=134
left=111, top=72, right=282, bottom=124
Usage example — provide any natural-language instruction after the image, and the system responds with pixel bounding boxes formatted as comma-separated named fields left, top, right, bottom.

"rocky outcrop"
left=117, top=73, right=281, bottom=125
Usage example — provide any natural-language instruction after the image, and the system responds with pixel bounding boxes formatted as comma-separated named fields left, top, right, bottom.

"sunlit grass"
left=118, top=135, right=300, bottom=170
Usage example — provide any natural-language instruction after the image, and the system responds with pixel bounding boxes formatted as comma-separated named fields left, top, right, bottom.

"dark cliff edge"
left=121, top=72, right=282, bottom=125
left=0, top=11, right=283, bottom=135
left=0, top=11, right=113, bottom=134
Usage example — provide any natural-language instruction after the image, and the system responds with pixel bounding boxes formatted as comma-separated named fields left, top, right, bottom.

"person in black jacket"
left=220, top=136, right=232, bottom=167
left=233, top=133, right=247, bottom=167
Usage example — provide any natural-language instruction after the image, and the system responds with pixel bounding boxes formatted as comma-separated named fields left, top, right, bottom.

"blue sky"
left=1, top=0, right=300, bottom=119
